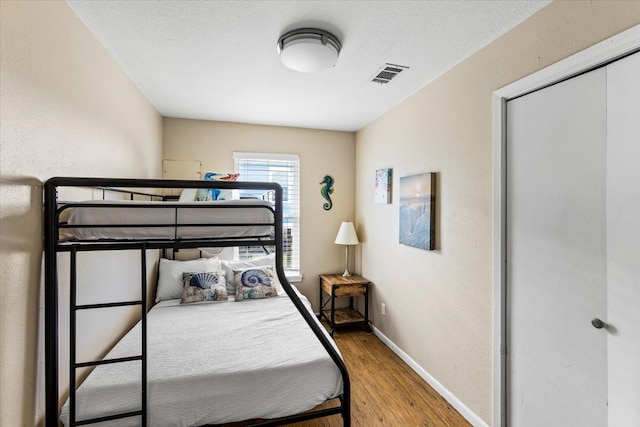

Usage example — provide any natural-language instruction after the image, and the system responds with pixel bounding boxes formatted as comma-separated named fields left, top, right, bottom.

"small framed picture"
left=374, top=168, right=392, bottom=204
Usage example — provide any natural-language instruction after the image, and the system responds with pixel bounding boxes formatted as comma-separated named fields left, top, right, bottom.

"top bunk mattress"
left=57, top=199, right=275, bottom=241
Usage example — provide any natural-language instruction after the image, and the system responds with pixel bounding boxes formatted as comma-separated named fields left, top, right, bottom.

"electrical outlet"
left=381, top=302, right=386, bottom=316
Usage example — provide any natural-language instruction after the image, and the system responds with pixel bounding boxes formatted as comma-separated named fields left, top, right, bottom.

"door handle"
left=591, top=318, right=606, bottom=329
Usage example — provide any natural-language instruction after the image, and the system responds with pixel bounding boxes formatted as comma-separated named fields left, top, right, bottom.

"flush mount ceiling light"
left=277, top=28, right=341, bottom=73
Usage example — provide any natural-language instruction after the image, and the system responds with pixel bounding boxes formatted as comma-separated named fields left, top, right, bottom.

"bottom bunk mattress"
left=60, top=292, right=343, bottom=426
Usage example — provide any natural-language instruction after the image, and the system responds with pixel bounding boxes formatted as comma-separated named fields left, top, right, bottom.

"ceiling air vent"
left=371, top=63, right=409, bottom=84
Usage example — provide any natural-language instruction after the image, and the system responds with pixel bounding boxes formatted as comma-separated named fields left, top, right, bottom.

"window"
left=233, top=152, right=300, bottom=273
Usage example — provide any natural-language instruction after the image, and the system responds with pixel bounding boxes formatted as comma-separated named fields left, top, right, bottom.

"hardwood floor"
left=222, top=326, right=470, bottom=427
left=292, top=326, right=471, bottom=427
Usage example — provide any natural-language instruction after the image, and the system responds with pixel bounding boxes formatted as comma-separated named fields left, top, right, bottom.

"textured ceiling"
left=67, top=0, right=549, bottom=132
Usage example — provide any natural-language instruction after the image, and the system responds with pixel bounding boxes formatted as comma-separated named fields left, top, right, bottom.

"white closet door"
left=506, top=67, right=608, bottom=426
left=606, top=52, right=640, bottom=427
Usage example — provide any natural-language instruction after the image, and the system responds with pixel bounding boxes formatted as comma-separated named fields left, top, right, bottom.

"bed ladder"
left=68, top=244, right=148, bottom=426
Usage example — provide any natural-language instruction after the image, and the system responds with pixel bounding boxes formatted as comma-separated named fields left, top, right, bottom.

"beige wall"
left=163, top=118, right=356, bottom=306
left=2, top=0, right=638, bottom=426
left=355, top=1, right=640, bottom=425
left=0, top=2, right=162, bottom=426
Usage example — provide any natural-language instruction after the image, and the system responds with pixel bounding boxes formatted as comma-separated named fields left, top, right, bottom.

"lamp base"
left=342, top=246, right=352, bottom=277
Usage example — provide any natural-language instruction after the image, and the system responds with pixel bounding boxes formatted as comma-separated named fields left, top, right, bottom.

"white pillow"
left=220, top=254, right=284, bottom=295
left=177, top=188, right=238, bottom=202
left=178, top=188, right=197, bottom=202
left=156, top=257, right=221, bottom=302
left=216, top=189, right=240, bottom=201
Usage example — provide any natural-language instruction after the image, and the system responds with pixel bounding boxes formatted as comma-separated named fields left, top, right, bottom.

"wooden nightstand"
left=319, top=274, right=371, bottom=336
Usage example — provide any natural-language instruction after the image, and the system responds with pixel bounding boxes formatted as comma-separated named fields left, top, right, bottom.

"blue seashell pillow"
left=220, top=254, right=281, bottom=295
left=180, top=271, right=228, bottom=304
left=233, top=266, right=278, bottom=301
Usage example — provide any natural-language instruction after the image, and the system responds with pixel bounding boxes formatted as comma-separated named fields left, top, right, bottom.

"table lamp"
left=334, top=221, right=360, bottom=277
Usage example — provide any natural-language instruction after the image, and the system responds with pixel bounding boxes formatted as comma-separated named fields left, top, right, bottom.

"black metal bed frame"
left=44, top=176, right=351, bottom=427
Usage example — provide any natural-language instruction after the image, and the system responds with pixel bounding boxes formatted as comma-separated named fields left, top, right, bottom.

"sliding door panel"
left=606, top=51, right=640, bottom=427
left=506, top=67, right=607, bottom=426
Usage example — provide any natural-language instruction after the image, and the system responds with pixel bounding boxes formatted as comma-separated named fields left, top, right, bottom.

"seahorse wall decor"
left=319, top=175, right=335, bottom=210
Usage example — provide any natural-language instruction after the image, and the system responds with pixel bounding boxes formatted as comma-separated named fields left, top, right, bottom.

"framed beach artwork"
left=374, top=168, right=392, bottom=204
left=399, top=172, right=436, bottom=250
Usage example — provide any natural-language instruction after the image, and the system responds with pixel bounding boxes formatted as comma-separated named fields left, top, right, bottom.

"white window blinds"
left=233, top=152, right=300, bottom=271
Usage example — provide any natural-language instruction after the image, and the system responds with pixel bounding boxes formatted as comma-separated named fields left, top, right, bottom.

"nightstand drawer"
left=322, top=282, right=367, bottom=297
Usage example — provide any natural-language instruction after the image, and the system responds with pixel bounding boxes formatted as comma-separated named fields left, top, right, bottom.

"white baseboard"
left=371, top=325, right=489, bottom=427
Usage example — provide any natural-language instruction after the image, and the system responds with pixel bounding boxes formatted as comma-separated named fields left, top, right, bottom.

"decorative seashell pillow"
left=233, top=266, right=278, bottom=301
left=220, top=254, right=283, bottom=295
left=180, top=271, right=228, bottom=304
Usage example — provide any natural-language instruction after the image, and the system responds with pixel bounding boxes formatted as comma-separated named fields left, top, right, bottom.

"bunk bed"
left=44, top=177, right=351, bottom=427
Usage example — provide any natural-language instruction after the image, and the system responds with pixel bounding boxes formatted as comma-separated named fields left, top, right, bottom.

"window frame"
left=233, top=152, right=301, bottom=281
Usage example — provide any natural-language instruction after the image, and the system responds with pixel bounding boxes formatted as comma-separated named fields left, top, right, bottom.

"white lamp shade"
left=334, top=221, right=359, bottom=245
left=277, top=28, right=341, bottom=73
